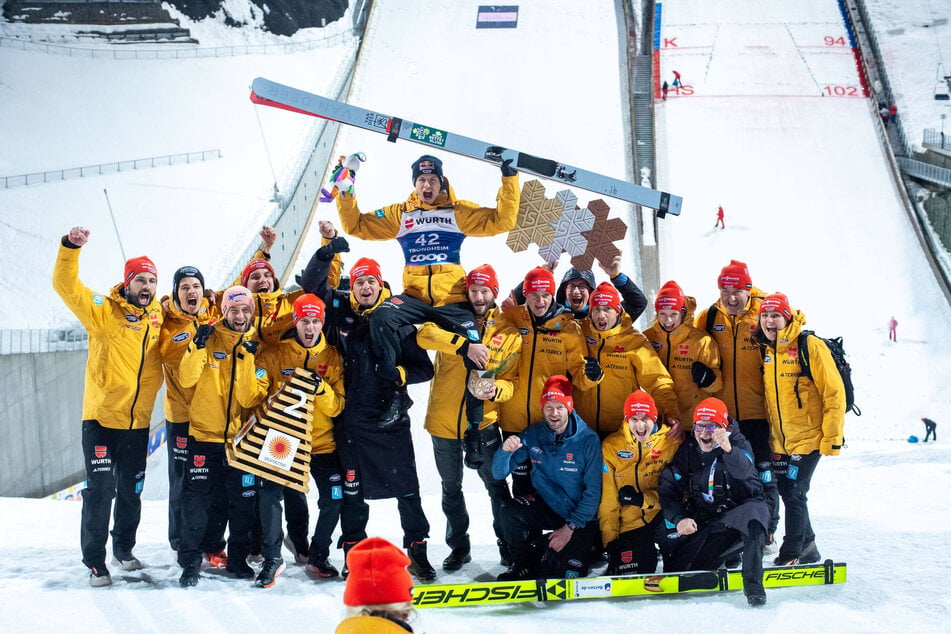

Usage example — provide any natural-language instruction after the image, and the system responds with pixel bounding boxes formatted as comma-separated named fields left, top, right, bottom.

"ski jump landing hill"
left=652, top=0, right=951, bottom=418
left=287, top=0, right=951, bottom=428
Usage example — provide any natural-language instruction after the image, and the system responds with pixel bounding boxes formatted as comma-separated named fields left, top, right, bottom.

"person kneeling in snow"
left=493, top=376, right=602, bottom=580
left=657, top=397, right=770, bottom=606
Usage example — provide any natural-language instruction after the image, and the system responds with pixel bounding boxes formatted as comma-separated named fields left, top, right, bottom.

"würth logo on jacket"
left=678, top=344, right=690, bottom=355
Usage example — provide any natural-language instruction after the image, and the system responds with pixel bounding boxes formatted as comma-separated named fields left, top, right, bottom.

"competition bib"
left=396, top=207, right=465, bottom=266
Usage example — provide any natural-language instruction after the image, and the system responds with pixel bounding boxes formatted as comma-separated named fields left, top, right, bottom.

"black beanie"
left=173, top=265, right=205, bottom=296
left=412, top=155, right=444, bottom=183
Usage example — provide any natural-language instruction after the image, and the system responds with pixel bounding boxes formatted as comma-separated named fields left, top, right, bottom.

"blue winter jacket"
left=493, top=411, right=602, bottom=528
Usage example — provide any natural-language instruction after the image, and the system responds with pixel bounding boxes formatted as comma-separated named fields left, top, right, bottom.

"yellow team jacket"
left=336, top=176, right=519, bottom=306
left=158, top=295, right=219, bottom=423
left=695, top=287, right=768, bottom=421
left=497, top=305, right=598, bottom=433
left=52, top=242, right=163, bottom=430
left=762, top=310, right=846, bottom=456
left=335, top=616, right=410, bottom=634
left=599, top=423, right=682, bottom=545
left=229, top=249, right=303, bottom=348
left=417, top=307, right=521, bottom=439
left=575, top=316, right=680, bottom=437
left=178, top=325, right=268, bottom=444
left=644, top=296, right=722, bottom=429
left=254, top=331, right=346, bottom=454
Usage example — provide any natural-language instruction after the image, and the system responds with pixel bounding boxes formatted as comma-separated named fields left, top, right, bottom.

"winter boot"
left=497, top=564, right=537, bottom=581
left=798, top=540, right=821, bottom=564
left=305, top=555, right=340, bottom=579
left=407, top=541, right=437, bottom=581
left=497, top=539, right=513, bottom=567
left=743, top=521, right=767, bottom=606
left=226, top=559, right=255, bottom=579
left=377, top=389, right=406, bottom=430
left=112, top=549, right=143, bottom=572
left=255, top=558, right=286, bottom=588
left=203, top=550, right=228, bottom=569
left=463, top=427, right=484, bottom=469
left=442, top=547, right=472, bottom=572
left=284, top=535, right=310, bottom=565
left=340, top=541, right=358, bottom=579
left=88, top=565, right=112, bottom=588
left=179, top=562, right=200, bottom=588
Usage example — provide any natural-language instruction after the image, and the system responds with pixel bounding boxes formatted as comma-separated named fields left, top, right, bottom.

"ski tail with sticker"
left=411, top=559, right=846, bottom=608
left=250, top=77, right=682, bottom=216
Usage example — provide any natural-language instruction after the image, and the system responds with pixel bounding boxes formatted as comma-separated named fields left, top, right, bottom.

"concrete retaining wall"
left=0, top=350, right=164, bottom=497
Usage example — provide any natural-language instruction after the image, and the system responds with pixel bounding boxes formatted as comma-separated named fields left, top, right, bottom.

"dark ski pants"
left=258, top=479, right=285, bottom=560
left=279, top=452, right=347, bottom=560
left=431, top=424, right=511, bottom=551
left=658, top=519, right=742, bottom=572
left=924, top=421, right=937, bottom=442
left=80, top=420, right=148, bottom=570
left=739, top=419, right=779, bottom=534
left=177, top=439, right=257, bottom=569
left=396, top=492, right=431, bottom=548
left=500, top=494, right=596, bottom=577
left=308, top=452, right=345, bottom=559
left=333, top=439, right=372, bottom=549
left=773, top=451, right=820, bottom=558
left=371, top=295, right=484, bottom=423
left=609, top=516, right=663, bottom=575
left=282, top=487, right=310, bottom=555
left=165, top=420, right=189, bottom=551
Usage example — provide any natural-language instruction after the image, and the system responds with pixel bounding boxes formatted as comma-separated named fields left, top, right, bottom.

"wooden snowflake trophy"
left=506, top=179, right=627, bottom=266
left=226, top=367, right=319, bottom=493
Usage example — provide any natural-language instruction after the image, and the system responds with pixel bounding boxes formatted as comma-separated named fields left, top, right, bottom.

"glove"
left=584, top=356, right=604, bottom=381
left=303, top=368, right=323, bottom=390
left=691, top=361, right=716, bottom=388
left=241, top=340, right=259, bottom=356
left=617, top=485, right=644, bottom=507
left=500, top=158, right=517, bottom=177
left=314, top=236, right=350, bottom=261
left=193, top=324, right=215, bottom=349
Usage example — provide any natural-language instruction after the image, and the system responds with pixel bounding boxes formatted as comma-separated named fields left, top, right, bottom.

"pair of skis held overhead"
left=249, top=77, right=683, bottom=217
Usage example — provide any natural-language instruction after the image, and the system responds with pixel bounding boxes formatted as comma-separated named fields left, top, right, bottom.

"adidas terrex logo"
left=404, top=216, right=453, bottom=229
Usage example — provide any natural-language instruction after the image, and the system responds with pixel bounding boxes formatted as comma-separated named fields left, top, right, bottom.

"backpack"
left=797, top=330, right=861, bottom=416
left=703, top=304, right=860, bottom=416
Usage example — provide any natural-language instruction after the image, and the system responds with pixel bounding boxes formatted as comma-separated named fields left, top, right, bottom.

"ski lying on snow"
left=250, top=77, right=682, bottom=216
left=412, top=559, right=846, bottom=608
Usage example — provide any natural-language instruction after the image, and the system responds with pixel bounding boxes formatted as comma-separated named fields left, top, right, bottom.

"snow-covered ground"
left=1, top=0, right=950, bottom=632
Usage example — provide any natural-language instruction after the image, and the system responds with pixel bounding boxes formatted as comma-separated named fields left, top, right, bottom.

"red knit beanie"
left=124, top=256, right=157, bottom=285
left=466, top=264, right=500, bottom=297
left=589, top=281, right=622, bottom=313
left=694, top=397, right=730, bottom=428
left=293, top=293, right=325, bottom=323
left=717, top=260, right=752, bottom=290
left=654, top=280, right=686, bottom=313
left=523, top=266, right=556, bottom=295
left=759, top=292, right=793, bottom=319
left=540, top=375, right=573, bottom=412
left=624, top=390, right=658, bottom=423
left=343, top=537, right=413, bottom=607
left=241, top=259, right=276, bottom=288
left=349, top=257, right=383, bottom=285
